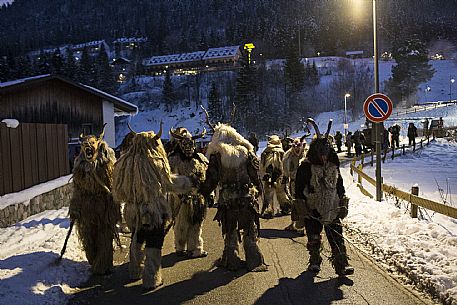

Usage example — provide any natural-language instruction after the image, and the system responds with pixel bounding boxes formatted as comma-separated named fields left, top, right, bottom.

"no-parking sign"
left=363, top=93, right=393, bottom=123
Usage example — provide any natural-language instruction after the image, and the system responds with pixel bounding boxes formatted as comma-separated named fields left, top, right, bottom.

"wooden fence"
left=0, top=123, right=70, bottom=196
left=348, top=139, right=457, bottom=219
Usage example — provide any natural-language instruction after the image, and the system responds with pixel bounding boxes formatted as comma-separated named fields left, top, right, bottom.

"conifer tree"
left=64, top=47, right=78, bottom=81
left=51, top=48, right=64, bottom=76
left=284, top=43, right=305, bottom=92
left=385, top=37, right=435, bottom=106
left=95, top=44, right=115, bottom=93
left=235, top=55, right=258, bottom=132
left=162, top=70, right=175, bottom=112
left=208, top=82, right=224, bottom=123
left=78, top=47, right=95, bottom=85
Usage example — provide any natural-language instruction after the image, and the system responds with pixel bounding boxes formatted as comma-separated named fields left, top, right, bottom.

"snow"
left=342, top=158, right=457, bottom=304
left=0, top=208, right=89, bottom=305
left=0, top=175, right=72, bottom=209
left=1, top=119, right=19, bottom=128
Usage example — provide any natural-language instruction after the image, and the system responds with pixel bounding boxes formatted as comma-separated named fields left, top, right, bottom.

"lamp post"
left=450, top=76, right=455, bottom=103
left=344, top=93, right=351, bottom=142
left=425, top=85, right=431, bottom=103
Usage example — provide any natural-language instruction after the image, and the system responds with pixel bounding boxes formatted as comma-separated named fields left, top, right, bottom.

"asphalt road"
left=68, top=209, right=436, bottom=305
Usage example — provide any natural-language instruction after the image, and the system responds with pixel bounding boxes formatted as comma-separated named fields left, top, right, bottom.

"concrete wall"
left=0, top=183, right=73, bottom=228
left=102, top=100, right=116, bottom=147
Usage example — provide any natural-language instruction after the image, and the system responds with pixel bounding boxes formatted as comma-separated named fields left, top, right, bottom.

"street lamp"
left=450, top=76, right=455, bottom=103
left=425, top=85, right=431, bottom=103
left=344, top=93, right=351, bottom=141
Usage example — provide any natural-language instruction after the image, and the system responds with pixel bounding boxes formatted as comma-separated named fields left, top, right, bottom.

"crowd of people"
left=68, top=116, right=357, bottom=291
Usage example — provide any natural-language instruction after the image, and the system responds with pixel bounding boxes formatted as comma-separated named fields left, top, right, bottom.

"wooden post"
left=391, top=146, right=395, bottom=159
left=357, top=164, right=363, bottom=184
left=413, top=141, right=416, bottom=152
left=371, top=150, right=374, bottom=166
left=420, top=139, right=423, bottom=149
left=402, top=144, right=405, bottom=155
left=410, top=185, right=419, bottom=218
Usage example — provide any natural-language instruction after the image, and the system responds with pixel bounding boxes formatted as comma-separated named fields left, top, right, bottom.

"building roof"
left=113, top=37, right=148, bottom=44
left=202, top=46, right=240, bottom=60
left=143, top=51, right=206, bottom=66
left=142, top=45, right=241, bottom=67
left=0, top=75, right=137, bottom=114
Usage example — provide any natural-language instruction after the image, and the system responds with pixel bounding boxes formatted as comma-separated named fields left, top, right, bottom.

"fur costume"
left=113, top=129, right=193, bottom=289
left=168, top=127, right=209, bottom=258
left=69, top=132, right=120, bottom=275
left=201, top=123, right=267, bottom=272
left=260, top=135, right=291, bottom=217
left=294, top=118, right=353, bottom=276
left=283, top=138, right=306, bottom=231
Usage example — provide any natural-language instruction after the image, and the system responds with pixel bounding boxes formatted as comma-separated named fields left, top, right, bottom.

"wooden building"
left=0, top=74, right=137, bottom=147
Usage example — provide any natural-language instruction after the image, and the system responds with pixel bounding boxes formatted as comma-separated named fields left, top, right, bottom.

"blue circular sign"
left=363, top=93, right=393, bottom=123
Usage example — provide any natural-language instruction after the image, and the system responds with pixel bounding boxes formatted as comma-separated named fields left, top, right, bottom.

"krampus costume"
left=294, top=119, right=353, bottom=276
left=69, top=125, right=120, bottom=275
left=199, top=108, right=268, bottom=272
left=113, top=123, right=194, bottom=289
left=168, top=127, right=209, bottom=258
left=283, top=137, right=307, bottom=231
left=260, top=135, right=291, bottom=217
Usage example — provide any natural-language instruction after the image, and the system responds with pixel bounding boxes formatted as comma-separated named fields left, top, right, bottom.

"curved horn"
left=200, top=105, right=215, bottom=131
left=228, top=103, right=236, bottom=125
left=324, top=119, right=333, bottom=138
left=153, top=120, right=163, bottom=140
left=192, top=127, right=207, bottom=140
left=306, top=118, right=321, bottom=138
left=170, top=128, right=186, bottom=140
left=127, top=122, right=137, bottom=134
left=98, top=123, right=107, bottom=140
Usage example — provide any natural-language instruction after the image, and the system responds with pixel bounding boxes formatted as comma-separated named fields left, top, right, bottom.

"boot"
left=142, top=248, right=163, bottom=290
left=331, top=253, right=354, bottom=276
left=307, top=249, right=322, bottom=273
left=243, top=234, right=268, bottom=272
left=129, top=241, right=144, bottom=280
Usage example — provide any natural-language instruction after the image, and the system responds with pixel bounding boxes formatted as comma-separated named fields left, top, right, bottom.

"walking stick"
left=56, top=219, right=74, bottom=263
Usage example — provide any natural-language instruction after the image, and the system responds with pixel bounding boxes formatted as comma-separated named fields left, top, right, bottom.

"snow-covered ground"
left=0, top=208, right=89, bottom=305
left=342, top=144, right=457, bottom=304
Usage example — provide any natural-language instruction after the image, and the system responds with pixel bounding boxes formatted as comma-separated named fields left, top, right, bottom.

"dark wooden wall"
left=0, top=123, right=70, bottom=196
left=0, top=79, right=103, bottom=139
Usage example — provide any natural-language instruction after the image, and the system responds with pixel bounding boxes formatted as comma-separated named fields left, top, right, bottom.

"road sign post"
left=363, top=93, right=393, bottom=202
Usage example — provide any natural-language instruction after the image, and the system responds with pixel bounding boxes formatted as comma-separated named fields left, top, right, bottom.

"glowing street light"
left=425, top=85, right=431, bottom=103
left=450, top=76, right=455, bottom=103
left=344, top=93, right=351, bottom=141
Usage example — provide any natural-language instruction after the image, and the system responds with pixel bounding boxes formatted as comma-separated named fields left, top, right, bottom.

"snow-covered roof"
left=113, top=37, right=148, bottom=44
left=202, top=46, right=240, bottom=60
left=0, top=74, right=51, bottom=88
left=71, top=40, right=105, bottom=50
left=0, top=75, right=137, bottom=114
left=143, top=51, right=206, bottom=66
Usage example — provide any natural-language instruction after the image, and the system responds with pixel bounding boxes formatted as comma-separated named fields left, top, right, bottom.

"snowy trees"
left=162, top=70, right=176, bottom=112
left=235, top=56, right=259, bottom=132
left=385, top=37, right=435, bottom=106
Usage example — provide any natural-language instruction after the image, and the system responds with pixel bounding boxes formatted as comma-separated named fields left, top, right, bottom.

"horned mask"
left=170, top=127, right=206, bottom=157
left=79, top=124, right=106, bottom=162
left=306, top=118, right=334, bottom=165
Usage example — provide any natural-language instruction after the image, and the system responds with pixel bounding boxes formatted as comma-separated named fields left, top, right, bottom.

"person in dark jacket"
left=407, top=123, right=418, bottom=147
left=248, top=132, right=259, bottom=153
left=293, top=119, right=353, bottom=276
left=334, top=131, right=343, bottom=153
left=345, top=131, right=353, bottom=157
left=388, top=124, right=401, bottom=148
